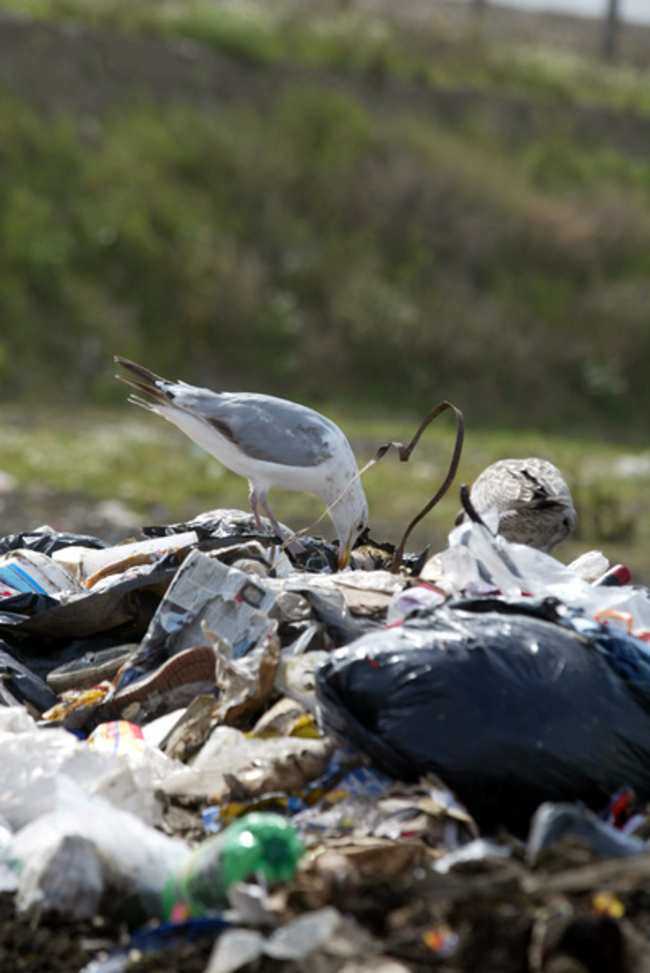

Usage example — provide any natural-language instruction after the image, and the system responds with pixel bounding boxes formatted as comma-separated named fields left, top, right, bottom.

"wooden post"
left=602, top=0, right=621, bottom=62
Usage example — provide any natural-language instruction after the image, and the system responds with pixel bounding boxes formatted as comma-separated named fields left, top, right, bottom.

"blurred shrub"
left=1, top=75, right=650, bottom=434
left=572, top=482, right=637, bottom=544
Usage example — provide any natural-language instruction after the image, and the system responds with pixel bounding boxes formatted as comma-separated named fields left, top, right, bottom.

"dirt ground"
left=4, top=838, right=650, bottom=972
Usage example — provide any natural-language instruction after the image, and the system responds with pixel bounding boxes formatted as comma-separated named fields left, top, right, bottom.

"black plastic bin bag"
left=315, top=598, right=650, bottom=836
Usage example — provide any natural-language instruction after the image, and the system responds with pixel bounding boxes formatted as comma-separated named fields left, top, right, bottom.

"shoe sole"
left=112, top=644, right=216, bottom=709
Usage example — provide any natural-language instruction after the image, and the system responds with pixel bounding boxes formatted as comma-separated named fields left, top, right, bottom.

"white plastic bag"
left=430, top=520, right=650, bottom=640
left=10, top=775, right=190, bottom=917
left=0, top=708, right=160, bottom=828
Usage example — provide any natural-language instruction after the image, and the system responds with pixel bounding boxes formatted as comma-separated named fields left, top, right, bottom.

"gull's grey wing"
left=169, top=387, right=339, bottom=467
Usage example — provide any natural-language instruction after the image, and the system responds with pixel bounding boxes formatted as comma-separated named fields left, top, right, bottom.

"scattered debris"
left=1, top=499, right=650, bottom=973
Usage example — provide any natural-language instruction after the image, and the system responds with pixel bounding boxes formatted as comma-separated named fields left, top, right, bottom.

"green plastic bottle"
left=161, top=812, right=305, bottom=921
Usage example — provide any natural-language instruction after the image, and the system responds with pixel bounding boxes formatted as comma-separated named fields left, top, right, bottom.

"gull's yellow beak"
left=338, top=536, right=353, bottom=571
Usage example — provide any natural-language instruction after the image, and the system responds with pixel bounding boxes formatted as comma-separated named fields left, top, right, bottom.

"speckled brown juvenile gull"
left=456, top=457, right=577, bottom=553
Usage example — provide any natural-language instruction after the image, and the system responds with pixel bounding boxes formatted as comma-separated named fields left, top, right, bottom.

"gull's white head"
left=325, top=475, right=369, bottom=569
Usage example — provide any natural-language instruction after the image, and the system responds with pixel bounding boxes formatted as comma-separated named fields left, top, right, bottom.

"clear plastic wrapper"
left=427, top=519, right=650, bottom=639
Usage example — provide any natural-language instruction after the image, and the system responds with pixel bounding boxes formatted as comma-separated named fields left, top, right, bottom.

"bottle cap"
left=595, top=564, right=632, bottom=587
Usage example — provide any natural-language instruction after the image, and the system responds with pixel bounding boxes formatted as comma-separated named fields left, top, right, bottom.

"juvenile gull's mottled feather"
left=456, top=457, right=577, bottom=553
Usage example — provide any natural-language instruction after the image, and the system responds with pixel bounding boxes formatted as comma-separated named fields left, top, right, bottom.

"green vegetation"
left=2, top=74, right=650, bottom=432
left=2, top=0, right=650, bottom=114
left=1, top=0, right=650, bottom=562
left=0, top=4, right=648, bottom=428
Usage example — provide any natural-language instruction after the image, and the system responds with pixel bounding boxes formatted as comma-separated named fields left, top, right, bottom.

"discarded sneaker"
left=112, top=645, right=217, bottom=710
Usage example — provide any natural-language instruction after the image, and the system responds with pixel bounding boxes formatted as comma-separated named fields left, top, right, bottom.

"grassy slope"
left=2, top=61, right=650, bottom=430
left=0, top=4, right=649, bottom=426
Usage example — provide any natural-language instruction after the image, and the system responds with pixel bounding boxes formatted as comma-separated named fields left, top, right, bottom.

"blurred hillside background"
left=1, top=0, right=650, bottom=576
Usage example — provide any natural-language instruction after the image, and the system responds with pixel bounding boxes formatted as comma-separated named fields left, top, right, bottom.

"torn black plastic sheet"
left=0, top=645, right=58, bottom=712
left=0, top=565, right=176, bottom=643
left=0, top=529, right=109, bottom=558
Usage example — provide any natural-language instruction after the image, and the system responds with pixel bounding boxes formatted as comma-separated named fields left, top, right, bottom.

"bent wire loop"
left=277, top=400, right=464, bottom=574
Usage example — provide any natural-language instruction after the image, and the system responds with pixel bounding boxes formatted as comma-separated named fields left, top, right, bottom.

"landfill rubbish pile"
left=3, top=501, right=650, bottom=973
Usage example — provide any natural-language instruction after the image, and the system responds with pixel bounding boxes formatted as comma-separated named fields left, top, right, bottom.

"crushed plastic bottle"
left=161, top=812, right=304, bottom=921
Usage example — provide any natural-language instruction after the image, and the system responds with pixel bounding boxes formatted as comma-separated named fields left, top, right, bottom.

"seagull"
left=455, top=457, right=577, bottom=553
left=114, top=357, right=368, bottom=568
